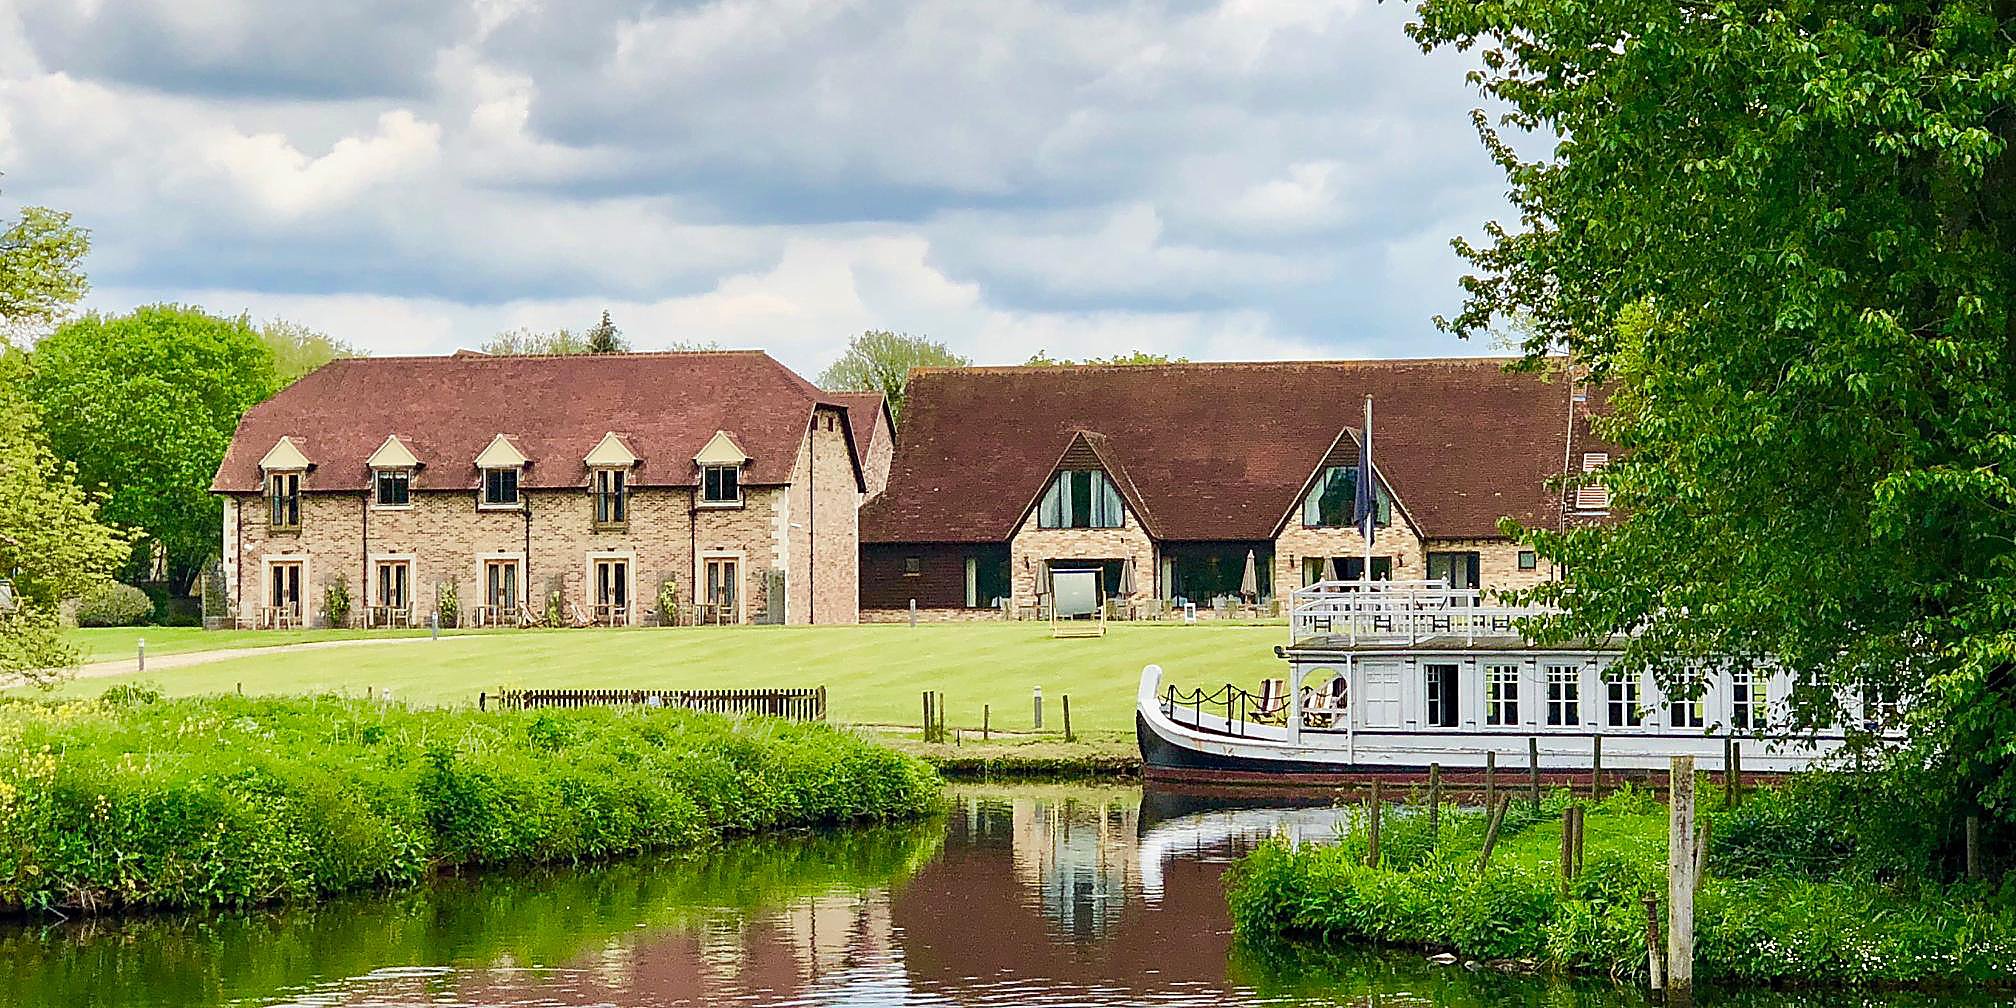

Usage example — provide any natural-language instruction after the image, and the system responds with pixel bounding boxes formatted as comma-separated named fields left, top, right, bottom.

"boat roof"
left=1281, top=634, right=1628, bottom=657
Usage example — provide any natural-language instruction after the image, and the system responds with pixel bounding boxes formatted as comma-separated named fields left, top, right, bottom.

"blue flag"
left=1355, top=397, right=1375, bottom=548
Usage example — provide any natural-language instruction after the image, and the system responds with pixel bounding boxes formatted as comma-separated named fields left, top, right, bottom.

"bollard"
left=909, top=598, right=917, bottom=627
left=1063, top=694, right=1073, bottom=742
left=137, top=638, right=145, bottom=673
left=1033, top=687, right=1044, bottom=729
left=983, top=704, right=991, bottom=741
left=430, top=611, right=440, bottom=640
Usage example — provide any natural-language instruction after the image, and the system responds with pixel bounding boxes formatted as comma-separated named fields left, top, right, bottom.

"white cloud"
left=203, top=109, right=442, bottom=218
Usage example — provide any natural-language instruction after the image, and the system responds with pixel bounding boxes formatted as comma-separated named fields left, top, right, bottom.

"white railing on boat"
left=1287, top=579, right=1555, bottom=646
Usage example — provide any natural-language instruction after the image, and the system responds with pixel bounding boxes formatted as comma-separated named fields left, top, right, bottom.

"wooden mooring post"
left=1645, top=892, right=1665, bottom=992
left=1485, top=750, right=1496, bottom=807
left=1426, top=763, right=1442, bottom=839
left=983, top=704, right=991, bottom=741
left=1366, top=780, right=1383, bottom=867
left=1667, top=755, right=1697, bottom=998
left=922, top=691, right=935, bottom=743
left=1529, top=736, right=1542, bottom=811
left=1475, top=795, right=1510, bottom=873
left=1062, top=694, right=1074, bottom=742
left=1592, top=735, right=1604, bottom=801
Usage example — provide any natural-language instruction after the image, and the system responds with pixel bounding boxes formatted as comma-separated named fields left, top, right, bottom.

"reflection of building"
left=1007, top=794, right=1140, bottom=941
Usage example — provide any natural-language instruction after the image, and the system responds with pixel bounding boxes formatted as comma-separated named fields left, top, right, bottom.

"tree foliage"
left=1024, top=349, right=1189, bottom=366
left=260, top=319, right=359, bottom=384
left=585, top=309, right=628, bottom=353
left=816, top=330, right=969, bottom=423
left=0, top=203, right=88, bottom=335
left=477, top=327, right=590, bottom=355
left=1410, top=2, right=2016, bottom=814
left=25, top=305, right=277, bottom=587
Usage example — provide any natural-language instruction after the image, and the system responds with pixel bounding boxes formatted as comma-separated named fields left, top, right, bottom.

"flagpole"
left=1363, top=395, right=1374, bottom=584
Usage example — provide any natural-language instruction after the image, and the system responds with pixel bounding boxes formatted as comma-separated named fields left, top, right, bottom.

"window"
left=1426, top=551, right=1480, bottom=593
left=484, top=559, right=519, bottom=611
left=1547, top=664, right=1581, bottom=726
left=1575, top=452, right=1611, bottom=512
left=267, top=472, right=301, bottom=529
left=593, top=469, right=627, bottom=527
left=1486, top=663, right=1520, bottom=726
left=903, top=556, right=922, bottom=576
left=482, top=467, right=520, bottom=507
left=1668, top=668, right=1706, bottom=728
left=593, top=558, right=629, bottom=619
left=1038, top=470, right=1124, bottom=529
left=1301, top=467, right=1392, bottom=529
left=966, top=550, right=1010, bottom=608
left=1604, top=669, right=1643, bottom=727
left=1863, top=684, right=1901, bottom=728
left=702, top=464, right=741, bottom=504
left=1517, top=550, right=1538, bottom=571
left=374, top=469, right=410, bottom=507
left=1424, top=664, right=1459, bottom=728
left=1730, top=665, right=1762, bottom=730
left=376, top=561, right=409, bottom=610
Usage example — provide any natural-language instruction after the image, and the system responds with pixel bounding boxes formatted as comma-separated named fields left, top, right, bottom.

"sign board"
left=1051, top=570, right=1101, bottom=617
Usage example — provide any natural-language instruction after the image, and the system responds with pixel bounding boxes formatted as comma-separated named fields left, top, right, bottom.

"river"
left=0, top=783, right=1992, bottom=1007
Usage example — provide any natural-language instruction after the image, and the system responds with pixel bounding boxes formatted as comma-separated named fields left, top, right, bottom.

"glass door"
left=269, top=561, right=301, bottom=623
left=594, top=558, right=629, bottom=625
left=704, top=558, right=738, bottom=624
left=485, top=560, right=519, bottom=616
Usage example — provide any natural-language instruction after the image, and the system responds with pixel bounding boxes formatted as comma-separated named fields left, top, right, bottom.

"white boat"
left=1136, top=579, right=1883, bottom=786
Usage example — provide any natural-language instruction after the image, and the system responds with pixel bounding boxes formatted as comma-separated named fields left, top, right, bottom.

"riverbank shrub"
left=1228, top=784, right=2016, bottom=986
left=0, top=694, right=942, bottom=915
left=73, top=583, right=153, bottom=627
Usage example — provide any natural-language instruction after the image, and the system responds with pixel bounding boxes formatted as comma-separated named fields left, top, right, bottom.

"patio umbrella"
left=1240, top=550, right=1259, bottom=600
left=1117, top=558, right=1137, bottom=597
left=1325, top=556, right=1342, bottom=583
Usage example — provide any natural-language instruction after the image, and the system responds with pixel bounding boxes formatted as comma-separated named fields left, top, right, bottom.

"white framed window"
left=481, top=467, right=520, bottom=508
left=1423, top=664, right=1459, bottom=728
left=1485, top=663, right=1520, bottom=726
left=701, top=464, right=742, bottom=505
left=267, top=471, right=302, bottom=529
left=1546, top=664, right=1581, bottom=726
left=1668, top=667, right=1706, bottom=728
left=1604, top=669, right=1643, bottom=727
left=1729, top=665, right=1763, bottom=730
left=1039, top=469, right=1124, bottom=529
left=374, top=469, right=410, bottom=508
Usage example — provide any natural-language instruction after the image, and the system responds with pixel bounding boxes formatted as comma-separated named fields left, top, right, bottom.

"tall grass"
left=0, top=691, right=942, bottom=915
left=1227, top=785, right=2016, bottom=986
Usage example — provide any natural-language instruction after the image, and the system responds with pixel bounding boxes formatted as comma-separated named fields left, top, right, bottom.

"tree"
left=0, top=349, right=130, bottom=684
left=260, top=319, right=360, bottom=384
left=0, top=203, right=88, bottom=336
left=1410, top=3, right=2016, bottom=814
left=1024, top=350, right=1189, bottom=366
left=25, top=305, right=278, bottom=587
left=478, top=327, right=589, bottom=355
left=816, top=330, right=970, bottom=423
left=585, top=310, right=628, bottom=353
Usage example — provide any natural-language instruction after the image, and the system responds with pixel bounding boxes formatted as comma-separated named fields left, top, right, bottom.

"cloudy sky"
left=0, top=0, right=1513, bottom=376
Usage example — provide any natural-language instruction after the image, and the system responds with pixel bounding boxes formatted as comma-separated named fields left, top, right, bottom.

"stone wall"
left=860, top=606, right=1003, bottom=624
left=858, top=414, right=894, bottom=500
left=1007, top=508, right=1157, bottom=609
left=1426, top=537, right=1551, bottom=597
left=1271, top=521, right=1426, bottom=593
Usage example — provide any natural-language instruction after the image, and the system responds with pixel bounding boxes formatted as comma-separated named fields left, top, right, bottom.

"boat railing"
left=1288, top=579, right=1554, bottom=644
left=1162, top=681, right=1276, bottom=738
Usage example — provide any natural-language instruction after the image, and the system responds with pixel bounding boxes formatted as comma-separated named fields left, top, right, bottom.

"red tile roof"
left=212, top=350, right=860, bottom=493
left=860, top=357, right=1592, bottom=543
left=827, top=391, right=890, bottom=463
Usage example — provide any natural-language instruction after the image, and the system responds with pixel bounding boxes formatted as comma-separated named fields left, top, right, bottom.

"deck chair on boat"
left=1251, top=678, right=1289, bottom=724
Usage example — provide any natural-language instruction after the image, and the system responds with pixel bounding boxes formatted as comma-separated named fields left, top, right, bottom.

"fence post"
left=1731, top=740, right=1743, bottom=805
left=1723, top=737, right=1736, bottom=809
left=1645, top=893, right=1665, bottom=992
left=1668, top=755, right=1696, bottom=997
left=1063, top=695, right=1074, bottom=742
left=1529, top=736, right=1542, bottom=811
left=479, top=691, right=486, bottom=712
left=1366, top=780, right=1383, bottom=867
left=1485, top=750, right=1496, bottom=807
left=983, top=704, right=991, bottom=741
left=1427, top=763, right=1441, bottom=840
left=922, top=691, right=935, bottom=743
left=1592, top=735, right=1603, bottom=801
left=1475, top=796, right=1509, bottom=873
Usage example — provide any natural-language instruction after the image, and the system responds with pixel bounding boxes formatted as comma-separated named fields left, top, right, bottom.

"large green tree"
left=261, top=318, right=359, bottom=384
left=1024, top=350, right=1189, bottom=366
left=0, top=204, right=88, bottom=334
left=816, top=330, right=970, bottom=423
left=27, top=305, right=279, bottom=586
left=1410, top=3, right=2016, bottom=814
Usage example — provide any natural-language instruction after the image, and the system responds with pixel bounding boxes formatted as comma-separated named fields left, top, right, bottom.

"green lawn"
left=39, top=623, right=1286, bottom=735
left=65, top=626, right=501, bottom=661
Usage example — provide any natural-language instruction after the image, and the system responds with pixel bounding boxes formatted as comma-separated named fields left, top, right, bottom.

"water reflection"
left=1, top=784, right=1999, bottom=1008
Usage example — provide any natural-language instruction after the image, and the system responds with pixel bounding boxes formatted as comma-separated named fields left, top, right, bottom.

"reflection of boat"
left=1135, top=799, right=1348, bottom=905
left=1138, top=580, right=1870, bottom=785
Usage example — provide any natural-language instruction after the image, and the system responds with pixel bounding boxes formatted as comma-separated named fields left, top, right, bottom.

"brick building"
left=212, top=350, right=872, bottom=628
left=858, top=358, right=1610, bottom=621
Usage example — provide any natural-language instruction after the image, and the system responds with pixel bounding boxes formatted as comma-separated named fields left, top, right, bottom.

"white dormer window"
left=1575, top=452, right=1611, bottom=513
left=584, top=433, right=637, bottom=529
left=475, top=434, right=529, bottom=510
left=368, top=435, right=420, bottom=509
left=258, top=437, right=311, bottom=531
left=694, top=430, right=748, bottom=508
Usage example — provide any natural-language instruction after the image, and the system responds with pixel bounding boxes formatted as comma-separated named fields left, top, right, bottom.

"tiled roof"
left=827, top=391, right=889, bottom=462
left=861, top=357, right=1595, bottom=543
left=212, top=350, right=857, bottom=493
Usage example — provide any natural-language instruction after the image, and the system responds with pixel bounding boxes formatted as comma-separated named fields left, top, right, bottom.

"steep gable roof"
left=827, top=391, right=890, bottom=461
left=861, top=357, right=1583, bottom=543
left=1009, top=430, right=1162, bottom=538
left=212, top=350, right=861, bottom=493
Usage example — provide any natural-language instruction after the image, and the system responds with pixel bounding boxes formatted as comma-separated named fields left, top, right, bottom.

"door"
left=594, top=558, right=629, bottom=622
left=1340, top=556, right=1394, bottom=583
left=377, top=561, right=409, bottom=611
left=705, top=557, right=739, bottom=623
left=1362, top=666, right=1404, bottom=728
left=269, top=561, right=301, bottom=616
left=485, top=560, right=519, bottom=612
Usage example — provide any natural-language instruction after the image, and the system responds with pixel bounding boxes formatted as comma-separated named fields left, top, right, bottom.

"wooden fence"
left=486, top=687, right=827, bottom=721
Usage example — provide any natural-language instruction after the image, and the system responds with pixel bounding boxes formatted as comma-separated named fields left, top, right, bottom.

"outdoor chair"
left=1252, top=678, right=1290, bottom=724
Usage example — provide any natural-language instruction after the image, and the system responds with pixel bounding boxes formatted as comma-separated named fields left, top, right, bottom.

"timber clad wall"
left=860, top=543, right=969, bottom=611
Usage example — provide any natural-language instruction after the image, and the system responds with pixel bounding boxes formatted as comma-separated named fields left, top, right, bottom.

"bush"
left=0, top=696, right=943, bottom=914
left=73, top=583, right=153, bottom=627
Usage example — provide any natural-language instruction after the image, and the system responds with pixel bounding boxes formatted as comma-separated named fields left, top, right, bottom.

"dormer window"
left=1301, top=467, right=1391, bottom=529
left=694, top=430, right=748, bottom=508
left=594, top=469, right=628, bottom=527
left=483, top=468, right=520, bottom=507
left=375, top=470, right=410, bottom=507
left=1038, top=470, right=1123, bottom=529
left=702, top=464, right=741, bottom=504
left=475, top=434, right=529, bottom=510
left=267, top=471, right=301, bottom=530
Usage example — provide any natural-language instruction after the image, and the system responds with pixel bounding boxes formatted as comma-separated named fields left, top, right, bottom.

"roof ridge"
left=911, top=355, right=1548, bottom=377
left=347, top=348, right=771, bottom=362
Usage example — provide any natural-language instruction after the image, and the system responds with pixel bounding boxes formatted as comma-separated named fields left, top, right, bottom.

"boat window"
left=1604, top=669, right=1643, bottom=727
left=1668, top=668, right=1706, bottom=729
left=1485, top=664, right=1520, bottom=726
left=1546, top=664, right=1581, bottom=726
left=1730, top=664, right=1763, bottom=730
left=1423, top=664, right=1459, bottom=728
